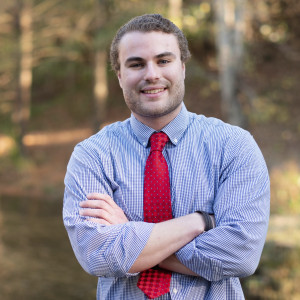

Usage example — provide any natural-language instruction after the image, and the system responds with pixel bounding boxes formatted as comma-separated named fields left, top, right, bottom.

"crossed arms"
left=79, top=193, right=209, bottom=276
left=63, top=131, right=270, bottom=281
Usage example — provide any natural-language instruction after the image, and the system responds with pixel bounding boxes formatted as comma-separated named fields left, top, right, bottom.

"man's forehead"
left=124, top=52, right=176, bottom=65
left=118, top=31, right=180, bottom=58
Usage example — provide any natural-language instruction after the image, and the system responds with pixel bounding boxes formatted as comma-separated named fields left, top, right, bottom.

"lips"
left=140, top=86, right=167, bottom=95
left=142, top=88, right=165, bottom=94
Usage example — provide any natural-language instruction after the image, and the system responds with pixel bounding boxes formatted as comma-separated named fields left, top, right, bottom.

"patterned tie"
left=137, top=132, right=173, bottom=299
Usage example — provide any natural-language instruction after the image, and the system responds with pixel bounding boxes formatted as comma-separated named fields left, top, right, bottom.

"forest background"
left=0, top=0, right=299, bottom=299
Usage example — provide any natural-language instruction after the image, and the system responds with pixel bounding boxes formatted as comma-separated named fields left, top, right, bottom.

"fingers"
left=86, top=193, right=111, bottom=201
left=86, top=193, right=119, bottom=208
left=79, top=193, right=129, bottom=225
left=80, top=199, right=114, bottom=224
left=80, top=199, right=113, bottom=212
left=80, top=207, right=110, bottom=220
left=80, top=194, right=116, bottom=214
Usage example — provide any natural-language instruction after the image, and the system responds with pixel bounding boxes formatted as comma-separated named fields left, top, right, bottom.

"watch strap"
left=197, top=211, right=214, bottom=231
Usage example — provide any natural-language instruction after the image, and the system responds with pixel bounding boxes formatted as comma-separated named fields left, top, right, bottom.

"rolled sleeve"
left=63, top=140, right=154, bottom=278
left=176, top=132, right=270, bottom=281
left=103, top=221, right=153, bottom=277
left=64, top=204, right=154, bottom=277
left=176, top=237, right=224, bottom=281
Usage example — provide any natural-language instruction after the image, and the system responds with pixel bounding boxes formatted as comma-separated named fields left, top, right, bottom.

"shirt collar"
left=130, top=103, right=190, bottom=148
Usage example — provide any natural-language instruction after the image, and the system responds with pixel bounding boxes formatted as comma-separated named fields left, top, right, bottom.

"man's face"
left=117, top=31, right=186, bottom=126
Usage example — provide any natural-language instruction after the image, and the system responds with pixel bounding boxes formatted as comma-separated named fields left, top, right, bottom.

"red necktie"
left=137, top=132, right=173, bottom=299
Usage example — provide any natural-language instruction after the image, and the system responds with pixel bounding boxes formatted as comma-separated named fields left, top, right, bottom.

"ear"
left=182, top=63, right=186, bottom=80
left=117, top=71, right=123, bottom=89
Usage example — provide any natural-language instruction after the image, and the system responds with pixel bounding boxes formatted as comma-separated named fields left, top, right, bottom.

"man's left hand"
left=80, top=193, right=129, bottom=225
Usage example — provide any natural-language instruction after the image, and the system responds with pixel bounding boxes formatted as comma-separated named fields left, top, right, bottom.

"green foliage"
left=270, top=162, right=300, bottom=215
left=0, top=138, right=33, bottom=172
left=242, top=241, right=300, bottom=299
left=249, top=93, right=288, bottom=124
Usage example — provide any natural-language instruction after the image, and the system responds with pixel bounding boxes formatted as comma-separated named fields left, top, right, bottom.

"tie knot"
left=150, top=132, right=169, bottom=152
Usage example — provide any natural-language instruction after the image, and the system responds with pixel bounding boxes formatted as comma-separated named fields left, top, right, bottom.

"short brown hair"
left=110, top=14, right=191, bottom=72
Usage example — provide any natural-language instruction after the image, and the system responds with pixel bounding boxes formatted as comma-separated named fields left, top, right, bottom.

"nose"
left=144, top=62, right=160, bottom=81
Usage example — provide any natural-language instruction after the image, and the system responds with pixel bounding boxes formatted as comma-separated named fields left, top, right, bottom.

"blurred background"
left=0, top=0, right=299, bottom=299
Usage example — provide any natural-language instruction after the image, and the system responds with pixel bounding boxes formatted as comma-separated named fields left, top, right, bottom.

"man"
left=63, top=14, right=270, bottom=299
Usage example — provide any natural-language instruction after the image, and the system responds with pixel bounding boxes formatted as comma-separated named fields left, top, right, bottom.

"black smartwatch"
left=196, top=211, right=214, bottom=231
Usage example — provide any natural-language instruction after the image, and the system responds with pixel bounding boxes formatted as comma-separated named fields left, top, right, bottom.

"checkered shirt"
left=63, top=104, right=270, bottom=300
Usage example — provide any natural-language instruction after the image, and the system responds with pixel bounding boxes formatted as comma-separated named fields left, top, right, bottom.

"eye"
left=158, top=59, right=170, bottom=65
left=129, top=63, right=144, bottom=69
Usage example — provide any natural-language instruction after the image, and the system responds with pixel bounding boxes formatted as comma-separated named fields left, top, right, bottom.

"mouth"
left=141, top=87, right=167, bottom=95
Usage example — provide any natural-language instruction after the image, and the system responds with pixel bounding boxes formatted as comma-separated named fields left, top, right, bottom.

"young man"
left=63, top=14, right=270, bottom=299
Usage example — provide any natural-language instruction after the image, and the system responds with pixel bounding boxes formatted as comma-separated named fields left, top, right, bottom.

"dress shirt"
left=63, top=103, right=270, bottom=300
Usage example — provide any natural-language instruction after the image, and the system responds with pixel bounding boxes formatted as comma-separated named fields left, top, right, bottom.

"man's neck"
left=132, top=104, right=182, bottom=131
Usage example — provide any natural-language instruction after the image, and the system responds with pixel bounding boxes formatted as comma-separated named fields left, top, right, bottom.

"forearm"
left=65, top=211, right=203, bottom=277
left=67, top=189, right=204, bottom=277
left=157, top=213, right=215, bottom=277
left=159, top=254, right=198, bottom=276
left=176, top=191, right=270, bottom=281
left=64, top=214, right=154, bottom=277
left=158, top=212, right=215, bottom=276
left=75, top=191, right=215, bottom=277
left=129, top=212, right=205, bottom=273
left=176, top=218, right=269, bottom=281
left=63, top=189, right=154, bottom=277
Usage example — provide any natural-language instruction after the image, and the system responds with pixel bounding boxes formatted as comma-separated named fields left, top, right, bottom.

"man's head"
left=112, top=14, right=190, bottom=130
left=110, top=14, right=191, bottom=73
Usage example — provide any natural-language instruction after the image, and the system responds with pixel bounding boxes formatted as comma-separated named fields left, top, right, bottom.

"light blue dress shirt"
left=63, top=103, right=270, bottom=299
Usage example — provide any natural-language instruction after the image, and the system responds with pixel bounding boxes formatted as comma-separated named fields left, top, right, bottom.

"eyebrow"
left=156, top=52, right=176, bottom=59
left=124, top=52, right=176, bottom=66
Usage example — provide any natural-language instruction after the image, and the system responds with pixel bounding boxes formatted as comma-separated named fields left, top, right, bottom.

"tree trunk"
left=93, top=50, right=108, bottom=132
left=168, top=0, right=183, bottom=29
left=15, top=0, right=33, bottom=154
left=213, top=0, right=247, bottom=127
left=93, top=0, right=109, bottom=132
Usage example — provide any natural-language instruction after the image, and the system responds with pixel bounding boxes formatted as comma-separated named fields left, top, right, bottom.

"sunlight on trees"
left=0, top=135, right=16, bottom=157
left=22, top=128, right=92, bottom=146
left=270, top=161, right=300, bottom=215
left=183, top=2, right=211, bottom=33
left=168, top=0, right=182, bottom=28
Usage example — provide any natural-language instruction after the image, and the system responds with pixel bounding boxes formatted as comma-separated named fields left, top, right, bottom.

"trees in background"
left=0, top=3, right=18, bottom=136
left=213, top=0, right=247, bottom=127
left=93, top=1, right=109, bottom=133
left=168, top=0, right=182, bottom=28
left=0, top=0, right=299, bottom=154
left=0, top=0, right=162, bottom=153
left=15, top=0, right=33, bottom=155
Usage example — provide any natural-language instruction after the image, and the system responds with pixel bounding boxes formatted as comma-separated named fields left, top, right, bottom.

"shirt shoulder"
left=74, top=119, right=132, bottom=159
left=187, top=113, right=263, bottom=165
left=189, top=113, right=250, bottom=145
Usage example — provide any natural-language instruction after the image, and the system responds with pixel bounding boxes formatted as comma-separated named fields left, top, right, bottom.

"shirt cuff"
left=104, top=221, right=155, bottom=277
left=176, top=237, right=224, bottom=281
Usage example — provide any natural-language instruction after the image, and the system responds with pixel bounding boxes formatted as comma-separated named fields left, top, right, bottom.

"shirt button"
left=173, top=288, right=178, bottom=294
left=174, top=138, right=178, bottom=143
left=143, top=142, right=147, bottom=146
